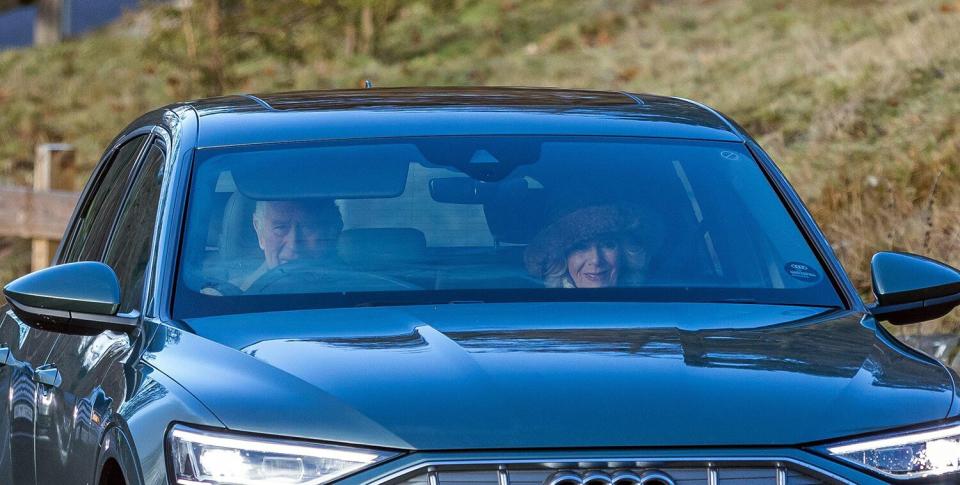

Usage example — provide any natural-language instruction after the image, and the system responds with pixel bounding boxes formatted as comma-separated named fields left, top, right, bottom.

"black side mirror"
left=3, top=262, right=139, bottom=335
left=869, top=252, right=960, bottom=325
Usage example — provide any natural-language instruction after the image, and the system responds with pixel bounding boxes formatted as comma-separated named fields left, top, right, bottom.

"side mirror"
left=869, top=252, right=960, bottom=325
left=2, top=262, right=139, bottom=335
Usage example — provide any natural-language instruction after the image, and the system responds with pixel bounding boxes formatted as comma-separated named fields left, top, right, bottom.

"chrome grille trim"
left=613, top=471, right=644, bottom=484
left=638, top=471, right=676, bottom=485
left=372, top=457, right=853, bottom=485
left=544, top=470, right=675, bottom=485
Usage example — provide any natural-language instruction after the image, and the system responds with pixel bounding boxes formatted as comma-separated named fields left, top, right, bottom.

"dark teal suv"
left=3, top=88, right=960, bottom=485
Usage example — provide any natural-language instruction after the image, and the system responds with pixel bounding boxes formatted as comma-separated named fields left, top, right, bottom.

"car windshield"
left=173, top=136, right=842, bottom=318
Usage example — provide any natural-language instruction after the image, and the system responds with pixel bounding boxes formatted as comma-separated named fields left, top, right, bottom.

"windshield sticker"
left=785, top=262, right=820, bottom=282
left=720, top=150, right=740, bottom=160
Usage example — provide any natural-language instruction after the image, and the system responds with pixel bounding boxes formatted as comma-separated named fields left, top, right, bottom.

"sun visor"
left=225, top=144, right=413, bottom=200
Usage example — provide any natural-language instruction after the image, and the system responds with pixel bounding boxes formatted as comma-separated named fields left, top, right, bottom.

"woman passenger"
left=524, top=204, right=649, bottom=288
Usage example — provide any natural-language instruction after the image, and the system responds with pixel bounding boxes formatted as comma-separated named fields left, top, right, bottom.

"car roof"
left=182, top=87, right=745, bottom=148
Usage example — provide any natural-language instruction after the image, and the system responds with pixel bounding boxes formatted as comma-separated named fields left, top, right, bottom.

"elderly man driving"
left=202, top=198, right=344, bottom=296
left=237, top=198, right=344, bottom=290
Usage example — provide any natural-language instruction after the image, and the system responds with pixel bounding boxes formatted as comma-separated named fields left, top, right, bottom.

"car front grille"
left=386, top=460, right=843, bottom=485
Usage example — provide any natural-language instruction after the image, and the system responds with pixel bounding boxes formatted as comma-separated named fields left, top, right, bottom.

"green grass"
left=1, top=0, right=958, bottom=333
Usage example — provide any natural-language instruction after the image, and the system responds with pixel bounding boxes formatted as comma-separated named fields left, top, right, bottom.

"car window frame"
left=150, top=109, right=196, bottom=324
left=102, top=137, right=168, bottom=314
left=56, top=127, right=172, bottom=317
left=102, top=138, right=165, bottom=253
left=56, top=127, right=155, bottom=265
left=140, top=125, right=177, bottom=320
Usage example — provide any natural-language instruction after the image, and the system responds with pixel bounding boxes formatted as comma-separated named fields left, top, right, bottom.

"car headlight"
left=167, top=425, right=397, bottom=485
left=817, top=421, right=960, bottom=480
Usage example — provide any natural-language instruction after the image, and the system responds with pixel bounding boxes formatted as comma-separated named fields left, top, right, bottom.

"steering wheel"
left=245, top=261, right=421, bottom=294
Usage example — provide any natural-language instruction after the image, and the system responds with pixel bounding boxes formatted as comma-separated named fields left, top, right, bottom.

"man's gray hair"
left=253, top=199, right=344, bottom=230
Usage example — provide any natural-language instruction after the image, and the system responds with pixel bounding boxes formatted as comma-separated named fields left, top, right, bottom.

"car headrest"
left=338, top=228, right=426, bottom=267
left=218, top=192, right=262, bottom=278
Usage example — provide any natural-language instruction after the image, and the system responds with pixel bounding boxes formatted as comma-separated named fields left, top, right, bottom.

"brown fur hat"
left=524, top=204, right=656, bottom=283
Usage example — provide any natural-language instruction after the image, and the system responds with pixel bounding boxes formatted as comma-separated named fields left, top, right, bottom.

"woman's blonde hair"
left=524, top=204, right=653, bottom=288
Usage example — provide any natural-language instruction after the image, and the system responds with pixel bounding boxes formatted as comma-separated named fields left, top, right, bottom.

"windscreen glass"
left=174, top=136, right=841, bottom=318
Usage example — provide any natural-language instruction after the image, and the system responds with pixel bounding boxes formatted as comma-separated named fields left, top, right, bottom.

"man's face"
left=253, top=201, right=340, bottom=269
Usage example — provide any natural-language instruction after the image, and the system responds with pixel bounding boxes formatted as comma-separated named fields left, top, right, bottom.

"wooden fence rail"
left=0, top=186, right=77, bottom=239
left=0, top=144, right=80, bottom=270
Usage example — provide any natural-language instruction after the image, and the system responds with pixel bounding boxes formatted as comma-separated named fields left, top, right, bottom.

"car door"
left=0, top=309, right=61, bottom=485
left=0, top=134, right=149, bottom=485
left=35, top=138, right=166, bottom=485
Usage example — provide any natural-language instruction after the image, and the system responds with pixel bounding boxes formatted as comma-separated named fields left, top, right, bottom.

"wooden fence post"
left=31, top=143, right=75, bottom=271
left=34, top=0, right=65, bottom=45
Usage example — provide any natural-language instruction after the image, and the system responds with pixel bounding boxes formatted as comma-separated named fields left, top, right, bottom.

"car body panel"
left=0, top=308, right=62, bottom=485
left=143, top=324, right=414, bottom=450
left=193, top=88, right=743, bottom=148
left=140, top=302, right=955, bottom=450
left=197, top=109, right=745, bottom=148
left=119, top=355, right=224, bottom=485
left=34, top=328, right=137, bottom=485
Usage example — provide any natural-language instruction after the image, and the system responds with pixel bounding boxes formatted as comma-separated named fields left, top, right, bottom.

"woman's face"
left=566, top=238, right=620, bottom=288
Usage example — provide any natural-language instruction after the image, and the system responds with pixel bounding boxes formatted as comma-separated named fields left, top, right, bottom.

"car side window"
left=103, top=142, right=166, bottom=314
left=62, top=135, right=149, bottom=263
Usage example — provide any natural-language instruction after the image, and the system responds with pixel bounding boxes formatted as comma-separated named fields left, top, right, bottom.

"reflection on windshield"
left=175, top=136, right=841, bottom=318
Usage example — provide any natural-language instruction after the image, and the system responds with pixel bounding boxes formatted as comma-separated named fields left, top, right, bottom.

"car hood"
left=148, top=302, right=955, bottom=450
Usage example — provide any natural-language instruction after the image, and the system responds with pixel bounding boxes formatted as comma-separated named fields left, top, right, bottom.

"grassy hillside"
left=1, top=0, right=958, bottom=334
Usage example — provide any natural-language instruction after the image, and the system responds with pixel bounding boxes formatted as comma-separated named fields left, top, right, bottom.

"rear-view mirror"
left=429, top=177, right=530, bottom=204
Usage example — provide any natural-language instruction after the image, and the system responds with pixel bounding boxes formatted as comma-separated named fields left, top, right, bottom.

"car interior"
left=182, top=140, right=806, bottom=296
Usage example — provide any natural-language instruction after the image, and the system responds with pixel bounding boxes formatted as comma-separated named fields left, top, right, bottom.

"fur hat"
left=524, top=204, right=655, bottom=282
